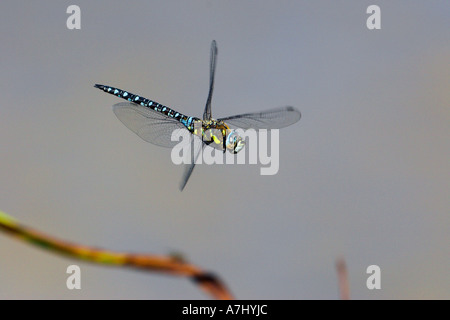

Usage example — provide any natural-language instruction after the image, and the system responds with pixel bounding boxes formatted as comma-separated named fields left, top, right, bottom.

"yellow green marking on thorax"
left=192, top=119, right=230, bottom=146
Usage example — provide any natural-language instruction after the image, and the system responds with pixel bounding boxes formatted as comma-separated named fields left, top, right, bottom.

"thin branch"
left=0, top=210, right=233, bottom=300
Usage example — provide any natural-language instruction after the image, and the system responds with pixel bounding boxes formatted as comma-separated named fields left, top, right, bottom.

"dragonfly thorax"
left=192, top=119, right=245, bottom=153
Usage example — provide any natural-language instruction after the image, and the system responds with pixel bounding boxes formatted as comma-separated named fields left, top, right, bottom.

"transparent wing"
left=218, top=106, right=301, bottom=129
left=179, top=134, right=204, bottom=191
left=203, top=40, right=218, bottom=121
left=113, top=102, right=188, bottom=148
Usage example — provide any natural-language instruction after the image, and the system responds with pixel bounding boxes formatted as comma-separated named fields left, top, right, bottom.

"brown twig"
left=0, top=210, right=233, bottom=299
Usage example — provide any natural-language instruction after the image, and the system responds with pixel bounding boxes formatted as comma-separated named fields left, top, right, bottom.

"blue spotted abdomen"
left=94, top=84, right=198, bottom=130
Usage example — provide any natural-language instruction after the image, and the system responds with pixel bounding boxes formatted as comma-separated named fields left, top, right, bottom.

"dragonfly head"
left=225, top=130, right=245, bottom=154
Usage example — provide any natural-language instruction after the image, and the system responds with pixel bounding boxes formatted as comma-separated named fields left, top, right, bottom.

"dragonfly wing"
left=179, top=134, right=204, bottom=191
left=218, top=106, right=301, bottom=129
left=203, top=40, right=218, bottom=121
left=113, top=102, right=188, bottom=148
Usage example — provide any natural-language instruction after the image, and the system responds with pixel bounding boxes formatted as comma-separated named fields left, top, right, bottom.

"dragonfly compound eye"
left=226, top=130, right=245, bottom=153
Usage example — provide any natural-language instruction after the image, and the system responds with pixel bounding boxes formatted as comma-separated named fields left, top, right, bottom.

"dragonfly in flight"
left=95, top=41, right=301, bottom=190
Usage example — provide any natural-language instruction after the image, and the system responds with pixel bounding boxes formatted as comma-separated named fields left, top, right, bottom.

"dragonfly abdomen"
left=94, top=84, right=198, bottom=129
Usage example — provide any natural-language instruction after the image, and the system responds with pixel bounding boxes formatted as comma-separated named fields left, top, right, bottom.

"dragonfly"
left=95, top=40, right=301, bottom=190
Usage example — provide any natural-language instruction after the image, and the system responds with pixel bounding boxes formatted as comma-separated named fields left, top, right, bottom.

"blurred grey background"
left=0, top=1, right=448, bottom=299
